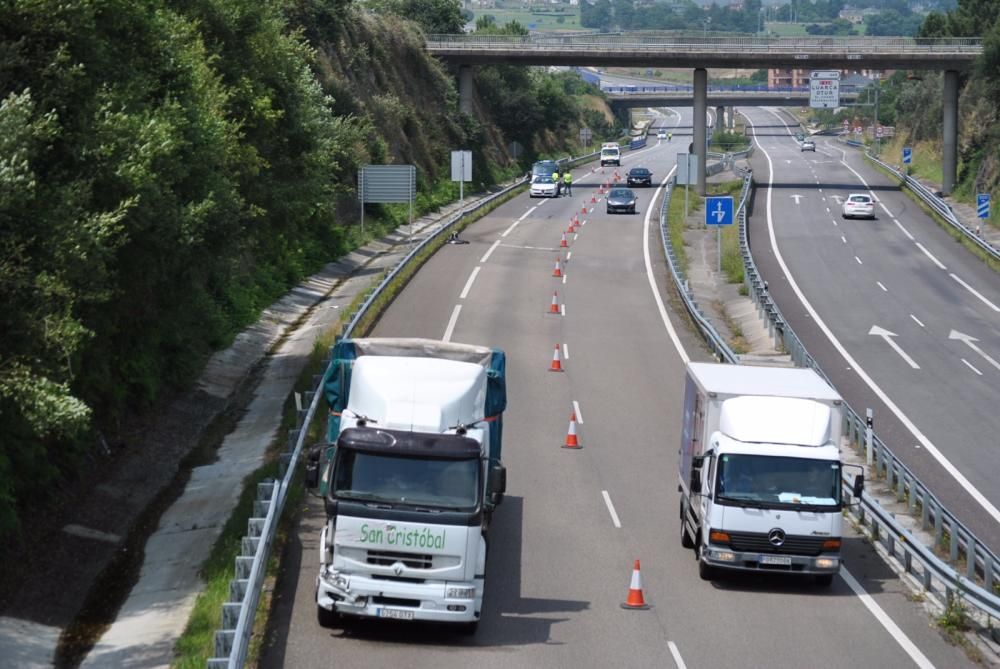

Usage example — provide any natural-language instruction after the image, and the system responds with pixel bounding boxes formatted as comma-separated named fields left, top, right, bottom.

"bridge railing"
left=427, top=34, right=982, bottom=54
left=656, top=156, right=1000, bottom=624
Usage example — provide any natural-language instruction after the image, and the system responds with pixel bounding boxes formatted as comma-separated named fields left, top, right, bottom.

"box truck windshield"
left=716, top=455, right=840, bottom=508
left=333, top=449, right=480, bottom=510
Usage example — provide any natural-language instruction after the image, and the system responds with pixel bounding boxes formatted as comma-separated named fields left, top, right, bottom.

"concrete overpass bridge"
left=425, top=33, right=982, bottom=194
left=603, top=88, right=862, bottom=108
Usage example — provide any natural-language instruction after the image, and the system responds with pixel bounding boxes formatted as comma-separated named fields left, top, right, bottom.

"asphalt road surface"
left=260, top=108, right=974, bottom=669
left=743, top=107, right=1000, bottom=555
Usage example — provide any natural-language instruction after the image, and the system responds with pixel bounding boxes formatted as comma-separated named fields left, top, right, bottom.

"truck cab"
left=600, top=142, right=621, bottom=166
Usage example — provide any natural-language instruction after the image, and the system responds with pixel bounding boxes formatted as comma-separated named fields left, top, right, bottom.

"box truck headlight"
left=447, top=587, right=476, bottom=599
left=814, top=558, right=839, bottom=570
left=709, top=549, right=736, bottom=562
left=322, top=567, right=348, bottom=589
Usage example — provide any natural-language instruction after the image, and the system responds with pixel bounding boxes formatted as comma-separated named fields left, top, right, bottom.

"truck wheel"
left=815, top=574, right=835, bottom=587
left=317, top=604, right=340, bottom=628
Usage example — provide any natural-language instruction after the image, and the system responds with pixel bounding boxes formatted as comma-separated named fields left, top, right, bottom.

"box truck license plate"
left=378, top=608, right=415, bottom=620
left=760, top=555, right=792, bottom=566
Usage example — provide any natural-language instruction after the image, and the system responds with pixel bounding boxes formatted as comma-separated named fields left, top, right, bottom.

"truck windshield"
left=332, top=450, right=479, bottom=511
left=716, top=454, right=840, bottom=508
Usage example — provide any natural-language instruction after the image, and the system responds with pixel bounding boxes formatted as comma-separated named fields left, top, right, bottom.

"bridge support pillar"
left=942, top=69, right=959, bottom=196
left=459, top=64, right=475, bottom=115
left=728, top=107, right=736, bottom=129
left=694, top=68, right=707, bottom=196
left=715, top=106, right=725, bottom=133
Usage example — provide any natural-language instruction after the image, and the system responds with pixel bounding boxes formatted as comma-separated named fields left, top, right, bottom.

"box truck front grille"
left=727, top=531, right=826, bottom=556
left=366, top=550, right=433, bottom=569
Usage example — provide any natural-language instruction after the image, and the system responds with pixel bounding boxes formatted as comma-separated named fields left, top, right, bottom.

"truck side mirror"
left=690, top=455, right=704, bottom=494
left=852, top=474, right=864, bottom=499
left=490, top=464, right=507, bottom=504
left=304, top=444, right=324, bottom=490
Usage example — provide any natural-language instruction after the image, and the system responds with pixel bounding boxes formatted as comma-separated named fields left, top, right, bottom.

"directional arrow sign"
left=869, top=325, right=920, bottom=369
left=791, top=194, right=804, bottom=204
left=705, top=196, right=734, bottom=226
left=949, top=329, right=1000, bottom=372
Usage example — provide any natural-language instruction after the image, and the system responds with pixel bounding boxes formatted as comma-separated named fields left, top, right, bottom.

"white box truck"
left=305, top=338, right=507, bottom=634
left=600, top=142, right=621, bottom=166
left=678, top=362, right=862, bottom=586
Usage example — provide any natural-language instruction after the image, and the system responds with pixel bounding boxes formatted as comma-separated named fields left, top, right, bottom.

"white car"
left=657, top=129, right=667, bottom=139
left=529, top=175, right=559, bottom=198
left=842, top=193, right=875, bottom=219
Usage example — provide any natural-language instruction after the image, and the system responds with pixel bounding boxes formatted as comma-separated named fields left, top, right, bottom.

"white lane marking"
left=950, top=330, right=1000, bottom=372
left=442, top=305, right=461, bottom=342
left=877, top=281, right=887, bottom=292
left=950, top=273, right=1000, bottom=312
left=643, top=165, right=689, bottom=364
left=910, top=314, right=925, bottom=327
left=841, top=235, right=847, bottom=244
left=459, top=266, right=481, bottom=299
left=879, top=201, right=894, bottom=217
left=962, top=358, right=983, bottom=376
left=519, top=206, right=537, bottom=221
left=561, top=304, right=566, bottom=317
left=501, top=221, right=519, bottom=237
left=562, top=343, right=569, bottom=360
left=855, top=256, right=863, bottom=265
left=562, top=274, right=567, bottom=285
left=840, top=567, right=936, bottom=669
left=915, top=243, right=947, bottom=270
left=751, top=108, right=1000, bottom=526
left=668, top=641, right=688, bottom=669
left=869, top=325, right=920, bottom=369
left=893, top=219, right=914, bottom=240
left=601, top=491, right=622, bottom=528
left=572, top=400, right=584, bottom=423
left=826, top=207, right=831, bottom=213
left=480, top=239, right=501, bottom=263
left=566, top=251, right=573, bottom=260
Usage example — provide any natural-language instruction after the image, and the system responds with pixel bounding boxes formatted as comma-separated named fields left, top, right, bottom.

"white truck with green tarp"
left=305, top=338, right=507, bottom=634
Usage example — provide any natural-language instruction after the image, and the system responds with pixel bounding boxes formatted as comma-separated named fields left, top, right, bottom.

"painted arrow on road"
left=830, top=195, right=844, bottom=205
left=791, top=194, right=804, bottom=204
left=949, top=330, right=1000, bottom=373
left=869, top=325, right=920, bottom=369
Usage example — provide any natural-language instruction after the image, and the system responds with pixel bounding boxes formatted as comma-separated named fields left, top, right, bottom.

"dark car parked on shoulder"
left=627, top=167, right=653, bottom=187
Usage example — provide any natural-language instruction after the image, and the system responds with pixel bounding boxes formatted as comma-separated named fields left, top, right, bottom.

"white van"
left=600, top=143, right=621, bottom=166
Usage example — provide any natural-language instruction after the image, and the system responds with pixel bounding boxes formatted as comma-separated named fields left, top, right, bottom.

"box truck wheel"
left=679, top=502, right=695, bottom=549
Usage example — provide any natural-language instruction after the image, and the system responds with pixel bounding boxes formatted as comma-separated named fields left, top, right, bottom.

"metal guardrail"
left=207, top=151, right=600, bottom=668
left=426, top=34, right=982, bottom=54
left=657, top=155, right=1000, bottom=620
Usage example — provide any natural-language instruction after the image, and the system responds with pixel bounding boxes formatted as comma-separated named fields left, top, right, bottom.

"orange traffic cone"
left=581, top=203, right=588, bottom=214
left=560, top=232, right=569, bottom=248
left=621, top=560, right=650, bottom=610
left=574, top=215, right=580, bottom=226
left=562, top=415, right=581, bottom=449
left=549, top=345, right=563, bottom=372
left=549, top=292, right=560, bottom=314
left=552, top=258, right=562, bottom=277
left=591, top=194, right=597, bottom=204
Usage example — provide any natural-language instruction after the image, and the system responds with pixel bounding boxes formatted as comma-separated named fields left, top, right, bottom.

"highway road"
left=742, top=107, right=1000, bottom=554
left=260, top=108, right=974, bottom=668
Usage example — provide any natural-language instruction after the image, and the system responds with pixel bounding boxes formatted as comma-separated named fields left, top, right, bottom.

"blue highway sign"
left=902, top=147, right=912, bottom=165
left=706, top=196, right=734, bottom=226
left=977, top=193, right=991, bottom=219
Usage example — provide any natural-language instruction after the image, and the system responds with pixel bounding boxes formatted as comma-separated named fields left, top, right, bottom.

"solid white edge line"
left=751, top=108, right=1000, bottom=527
left=442, top=305, right=461, bottom=343
left=840, top=567, right=936, bottom=669
left=573, top=400, right=583, bottom=424
left=459, top=266, right=481, bottom=300
left=915, top=242, right=947, bottom=270
left=950, top=273, right=1000, bottom=312
left=894, top=219, right=915, bottom=240
left=643, top=166, right=689, bottom=364
left=962, top=358, right=983, bottom=376
left=667, top=641, right=688, bottom=669
left=600, top=490, right=622, bottom=528
left=519, top=206, right=537, bottom=221
left=501, top=221, right=519, bottom=238
left=480, top=239, right=501, bottom=263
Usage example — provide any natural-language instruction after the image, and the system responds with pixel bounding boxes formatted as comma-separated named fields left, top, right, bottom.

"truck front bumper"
left=317, top=569, right=481, bottom=624
left=702, top=546, right=840, bottom=575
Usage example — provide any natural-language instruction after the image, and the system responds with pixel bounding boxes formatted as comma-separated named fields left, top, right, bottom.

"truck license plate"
left=378, top=608, right=415, bottom=621
left=760, top=555, right=792, bottom=566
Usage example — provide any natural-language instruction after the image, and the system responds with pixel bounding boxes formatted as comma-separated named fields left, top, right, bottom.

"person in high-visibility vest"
left=551, top=170, right=560, bottom=196
left=562, top=171, right=573, bottom=196
left=668, top=132, right=673, bottom=142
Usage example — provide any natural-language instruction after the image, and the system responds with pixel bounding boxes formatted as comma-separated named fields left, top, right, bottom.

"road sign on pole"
left=809, top=70, right=840, bottom=109
left=978, top=193, right=991, bottom=219
left=451, top=150, right=472, bottom=209
left=579, top=127, right=593, bottom=148
left=902, top=147, right=912, bottom=165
